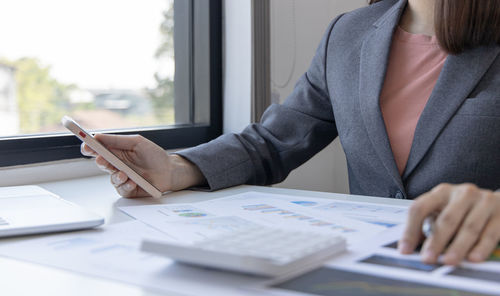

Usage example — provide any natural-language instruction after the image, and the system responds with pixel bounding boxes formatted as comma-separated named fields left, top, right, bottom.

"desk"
left=0, top=175, right=411, bottom=296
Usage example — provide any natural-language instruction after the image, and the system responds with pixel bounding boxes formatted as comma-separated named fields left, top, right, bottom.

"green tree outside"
left=2, top=1, right=174, bottom=135
left=147, top=0, right=175, bottom=123
left=1, top=57, right=75, bottom=134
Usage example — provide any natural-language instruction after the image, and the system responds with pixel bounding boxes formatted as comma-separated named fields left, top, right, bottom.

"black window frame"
left=0, top=0, right=222, bottom=167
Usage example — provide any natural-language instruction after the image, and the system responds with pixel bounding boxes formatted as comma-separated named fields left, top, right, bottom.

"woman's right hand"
left=81, top=134, right=206, bottom=198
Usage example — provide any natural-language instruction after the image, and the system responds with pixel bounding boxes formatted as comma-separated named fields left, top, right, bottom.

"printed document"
left=0, top=220, right=264, bottom=295
left=269, top=224, right=500, bottom=296
left=119, top=192, right=388, bottom=245
left=0, top=191, right=498, bottom=296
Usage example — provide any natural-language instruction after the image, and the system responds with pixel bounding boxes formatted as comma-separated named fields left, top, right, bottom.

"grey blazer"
left=178, top=0, right=500, bottom=199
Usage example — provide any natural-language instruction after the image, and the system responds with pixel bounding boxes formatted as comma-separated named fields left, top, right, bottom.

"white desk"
left=0, top=175, right=412, bottom=296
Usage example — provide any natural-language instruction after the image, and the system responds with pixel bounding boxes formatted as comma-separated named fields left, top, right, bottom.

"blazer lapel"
left=359, top=0, right=407, bottom=193
left=403, top=46, right=500, bottom=180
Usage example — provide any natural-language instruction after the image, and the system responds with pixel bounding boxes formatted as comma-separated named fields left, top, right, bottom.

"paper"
left=225, top=192, right=408, bottom=228
left=0, top=220, right=264, bottom=296
left=280, top=225, right=500, bottom=296
left=271, top=266, right=490, bottom=296
left=2, top=191, right=498, bottom=296
left=120, top=192, right=387, bottom=245
left=169, top=192, right=500, bottom=296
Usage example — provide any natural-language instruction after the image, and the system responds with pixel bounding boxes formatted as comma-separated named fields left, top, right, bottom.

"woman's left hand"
left=398, top=183, right=500, bottom=265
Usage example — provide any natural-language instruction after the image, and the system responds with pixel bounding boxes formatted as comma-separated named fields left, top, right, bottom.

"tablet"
left=62, top=116, right=163, bottom=198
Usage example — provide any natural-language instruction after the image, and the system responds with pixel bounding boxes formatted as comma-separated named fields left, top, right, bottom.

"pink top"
left=380, top=27, right=448, bottom=175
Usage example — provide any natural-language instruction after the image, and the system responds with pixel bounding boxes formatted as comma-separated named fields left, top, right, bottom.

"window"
left=0, top=0, right=222, bottom=166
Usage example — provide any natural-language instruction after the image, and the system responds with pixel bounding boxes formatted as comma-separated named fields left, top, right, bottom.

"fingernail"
left=398, top=242, right=411, bottom=254
left=469, top=252, right=483, bottom=262
left=117, top=174, right=125, bottom=183
left=112, top=174, right=119, bottom=183
left=124, top=183, right=134, bottom=191
left=97, top=164, right=108, bottom=172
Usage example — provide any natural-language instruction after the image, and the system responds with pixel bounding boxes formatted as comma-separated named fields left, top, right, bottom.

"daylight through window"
left=0, top=0, right=178, bottom=136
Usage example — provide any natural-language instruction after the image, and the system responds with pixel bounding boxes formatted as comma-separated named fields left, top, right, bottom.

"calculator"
left=141, top=225, right=346, bottom=277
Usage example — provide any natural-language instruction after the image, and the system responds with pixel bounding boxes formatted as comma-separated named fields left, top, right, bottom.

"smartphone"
left=62, top=116, right=163, bottom=198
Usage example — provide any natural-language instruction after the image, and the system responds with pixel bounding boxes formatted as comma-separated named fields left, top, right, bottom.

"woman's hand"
left=81, top=134, right=206, bottom=198
left=399, top=183, right=500, bottom=265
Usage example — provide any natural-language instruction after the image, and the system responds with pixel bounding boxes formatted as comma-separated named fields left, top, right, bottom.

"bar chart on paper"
left=235, top=192, right=409, bottom=229
left=120, top=194, right=386, bottom=245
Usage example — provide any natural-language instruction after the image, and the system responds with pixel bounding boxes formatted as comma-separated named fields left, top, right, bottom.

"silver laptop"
left=0, top=186, right=104, bottom=238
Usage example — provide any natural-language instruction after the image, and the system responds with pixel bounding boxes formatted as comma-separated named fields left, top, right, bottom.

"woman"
left=83, top=0, right=500, bottom=266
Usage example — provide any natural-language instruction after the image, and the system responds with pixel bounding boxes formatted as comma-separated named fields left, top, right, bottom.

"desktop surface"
left=2, top=175, right=490, bottom=296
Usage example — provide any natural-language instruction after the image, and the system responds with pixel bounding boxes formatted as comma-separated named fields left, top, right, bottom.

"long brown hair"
left=369, top=0, right=500, bottom=54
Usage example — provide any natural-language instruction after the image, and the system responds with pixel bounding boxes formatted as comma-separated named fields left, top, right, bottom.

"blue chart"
left=312, top=201, right=406, bottom=228
left=356, top=220, right=398, bottom=228
left=317, top=202, right=406, bottom=214
left=48, top=237, right=98, bottom=250
left=291, top=201, right=318, bottom=207
left=90, top=244, right=134, bottom=254
left=173, top=216, right=255, bottom=231
left=158, top=205, right=211, bottom=219
left=242, top=204, right=356, bottom=233
left=274, top=267, right=485, bottom=296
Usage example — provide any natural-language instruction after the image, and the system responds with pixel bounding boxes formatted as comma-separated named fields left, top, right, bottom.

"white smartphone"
left=62, top=116, right=163, bottom=198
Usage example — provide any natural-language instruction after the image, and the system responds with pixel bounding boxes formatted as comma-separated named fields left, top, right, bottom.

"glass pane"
left=0, top=0, right=179, bottom=137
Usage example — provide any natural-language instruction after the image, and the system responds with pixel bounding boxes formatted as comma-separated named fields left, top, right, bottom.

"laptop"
left=0, top=186, right=104, bottom=238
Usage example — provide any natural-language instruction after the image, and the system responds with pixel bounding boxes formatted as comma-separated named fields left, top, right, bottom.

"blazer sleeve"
left=176, top=16, right=342, bottom=191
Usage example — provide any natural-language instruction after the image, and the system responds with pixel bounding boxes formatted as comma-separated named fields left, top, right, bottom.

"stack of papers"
left=0, top=191, right=498, bottom=296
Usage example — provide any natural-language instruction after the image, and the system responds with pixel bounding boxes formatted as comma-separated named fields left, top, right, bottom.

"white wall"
left=271, top=0, right=367, bottom=193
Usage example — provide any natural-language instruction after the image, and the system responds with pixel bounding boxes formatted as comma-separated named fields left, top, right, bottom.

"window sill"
left=0, top=158, right=104, bottom=187
left=0, top=149, right=181, bottom=187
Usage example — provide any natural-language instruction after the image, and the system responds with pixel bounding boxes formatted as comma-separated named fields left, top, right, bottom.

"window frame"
left=0, top=0, right=222, bottom=167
